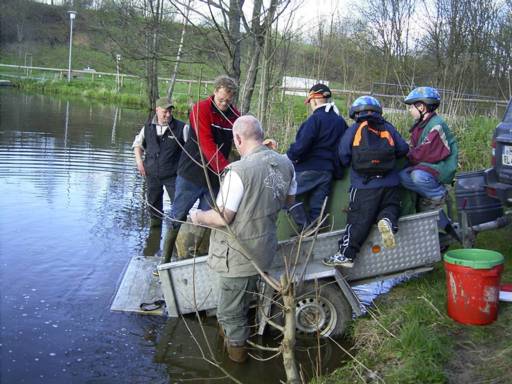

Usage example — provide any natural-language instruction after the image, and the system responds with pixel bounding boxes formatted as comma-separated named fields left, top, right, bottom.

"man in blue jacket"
left=323, top=96, right=409, bottom=268
left=286, top=83, right=348, bottom=230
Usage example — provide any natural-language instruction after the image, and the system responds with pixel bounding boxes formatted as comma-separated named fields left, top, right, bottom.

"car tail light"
left=491, top=138, right=496, bottom=166
left=486, top=186, right=497, bottom=198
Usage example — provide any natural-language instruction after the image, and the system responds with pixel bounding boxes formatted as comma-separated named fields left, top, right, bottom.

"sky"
left=270, top=0, right=354, bottom=34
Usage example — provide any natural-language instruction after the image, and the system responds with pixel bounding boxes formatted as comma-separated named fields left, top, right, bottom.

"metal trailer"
left=111, top=210, right=440, bottom=337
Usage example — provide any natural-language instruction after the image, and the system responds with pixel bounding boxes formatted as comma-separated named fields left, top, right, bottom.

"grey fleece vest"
left=208, top=145, right=294, bottom=277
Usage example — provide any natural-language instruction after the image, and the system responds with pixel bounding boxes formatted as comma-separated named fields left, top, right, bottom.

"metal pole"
left=67, top=11, right=77, bottom=83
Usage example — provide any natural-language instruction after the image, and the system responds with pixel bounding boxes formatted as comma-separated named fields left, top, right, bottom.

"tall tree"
left=359, top=0, right=416, bottom=85
left=97, top=0, right=175, bottom=109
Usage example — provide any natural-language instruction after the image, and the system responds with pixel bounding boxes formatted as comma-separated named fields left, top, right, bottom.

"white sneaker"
left=378, top=218, right=396, bottom=249
left=322, top=251, right=354, bottom=268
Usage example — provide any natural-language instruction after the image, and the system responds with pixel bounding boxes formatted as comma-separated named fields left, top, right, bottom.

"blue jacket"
left=287, top=105, right=348, bottom=173
left=339, top=116, right=409, bottom=189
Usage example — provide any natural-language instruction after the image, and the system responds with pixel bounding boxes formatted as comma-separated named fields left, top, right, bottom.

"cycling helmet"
left=349, top=96, right=382, bottom=119
left=404, top=87, right=441, bottom=107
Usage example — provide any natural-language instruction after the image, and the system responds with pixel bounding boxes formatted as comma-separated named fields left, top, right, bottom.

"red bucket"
left=444, top=249, right=504, bottom=325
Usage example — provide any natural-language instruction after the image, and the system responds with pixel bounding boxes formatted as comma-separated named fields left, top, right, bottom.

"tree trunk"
left=146, top=27, right=159, bottom=109
left=145, top=0, right=163, bottom=109
left=258, top=30, right=271, bottom=127
left=257, top=0, right=278, bottom=128
left=167, top=0, right=191, bottom=99
left=228, top=0, right=244, bottom=87
left=280, top=274, right=300, bottom=384
left=239, top=0, right=263, bottom=114
left=240, top=44, right=261, bottom=114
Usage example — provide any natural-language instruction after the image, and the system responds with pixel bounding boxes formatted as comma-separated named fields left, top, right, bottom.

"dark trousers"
left=339, top=186, right=400, bottom=260
left=169, top=175, right=217, bottom=230
left=146, top=175, right=177, bottom=219
left=295, top=170, right=333, bottom=222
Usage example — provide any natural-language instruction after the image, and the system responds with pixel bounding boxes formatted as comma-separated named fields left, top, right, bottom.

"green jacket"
left=410, top=114, right=458, bottom=184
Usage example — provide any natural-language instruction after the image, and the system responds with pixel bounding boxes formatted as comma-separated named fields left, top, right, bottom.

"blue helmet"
left=349, top=96, right=382, bottom=119
left=404, top=86, right=441, bottom=107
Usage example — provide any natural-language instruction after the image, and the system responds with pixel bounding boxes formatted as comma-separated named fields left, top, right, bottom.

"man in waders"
left=191, top=115, right=296, bottom=362
left=133, top=98, right=186, bottom=228
left=159, top=75, right=240, bottom=266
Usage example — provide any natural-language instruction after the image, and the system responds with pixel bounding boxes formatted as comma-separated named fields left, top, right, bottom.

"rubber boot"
left=150, top=217, right=162, bottom=228
left=162, top=227, right=180, bottom=264
left=226, top=344, right=248, bottom=363
left=143, top=226, right=162, bottom=256
left=288, top=202, right=310, bottom=231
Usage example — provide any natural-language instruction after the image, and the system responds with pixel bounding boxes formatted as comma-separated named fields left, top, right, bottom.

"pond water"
left=0, top=89, right=347, bottom=383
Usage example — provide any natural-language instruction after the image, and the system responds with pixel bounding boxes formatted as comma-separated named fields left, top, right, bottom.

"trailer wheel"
left=293, top=281, right=352, bottom=337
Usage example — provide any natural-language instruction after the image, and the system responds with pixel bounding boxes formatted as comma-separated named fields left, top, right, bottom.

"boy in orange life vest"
left=323, top=96, right=409, bottom=268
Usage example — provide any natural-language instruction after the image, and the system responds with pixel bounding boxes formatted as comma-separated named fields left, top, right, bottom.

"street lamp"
left=67, top=11, right=77, bottom=83
left=116, top=54, right=121, bottom=92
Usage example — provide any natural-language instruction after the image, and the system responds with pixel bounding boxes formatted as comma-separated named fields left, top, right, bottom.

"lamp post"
left=67, top=11, right=77, bottom=83
left=116, top=54, right=121, bottom=92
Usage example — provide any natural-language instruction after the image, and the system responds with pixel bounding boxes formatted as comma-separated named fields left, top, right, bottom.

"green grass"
left=315, top=225, right=512, bottom=384
left=2, top=73, right=211, bottom=112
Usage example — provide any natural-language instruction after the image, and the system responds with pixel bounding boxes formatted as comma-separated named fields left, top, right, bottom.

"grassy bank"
left=5, top=75, right=208, bottom=111
left=316, top=226, right=512, bottom=384
left=14, top=77, right=147, bottom=107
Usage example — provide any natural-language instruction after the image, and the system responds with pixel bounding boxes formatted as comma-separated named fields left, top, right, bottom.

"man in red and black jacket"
left=160, top=75, right=240, bottom=264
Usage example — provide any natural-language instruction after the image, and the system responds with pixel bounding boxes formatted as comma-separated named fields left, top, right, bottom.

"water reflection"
left=111, top=107, right=119, bottom=145
left=64, top=101, right=69, bottom=147
left=0, top=89, right=349, bottom=383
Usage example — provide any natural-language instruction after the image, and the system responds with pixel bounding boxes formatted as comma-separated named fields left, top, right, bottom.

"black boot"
left=288, top=202, right=310, bottom=231
left=162, top=227, right=180, bottom=264
left=143, top=226, right=162, bottom=256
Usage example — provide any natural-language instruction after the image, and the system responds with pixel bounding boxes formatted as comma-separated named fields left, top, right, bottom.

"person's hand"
left=136, top=161, right=146, bottom=176
left=190, top=210, right=201, bottom=225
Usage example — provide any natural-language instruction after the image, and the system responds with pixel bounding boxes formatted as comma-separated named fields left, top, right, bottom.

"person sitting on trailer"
left=323, top=96, right=409, bottom=268
left=191, top=115, right=296, bottom=363
left=399, top=86, right=458, bottom=211
left=286, top=83, right=348, bottom=231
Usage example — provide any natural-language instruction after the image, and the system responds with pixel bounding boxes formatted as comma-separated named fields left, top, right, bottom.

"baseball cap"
left=155, top=97, right=174, bottom=110
left=304, top=83, right=332, bottom=104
